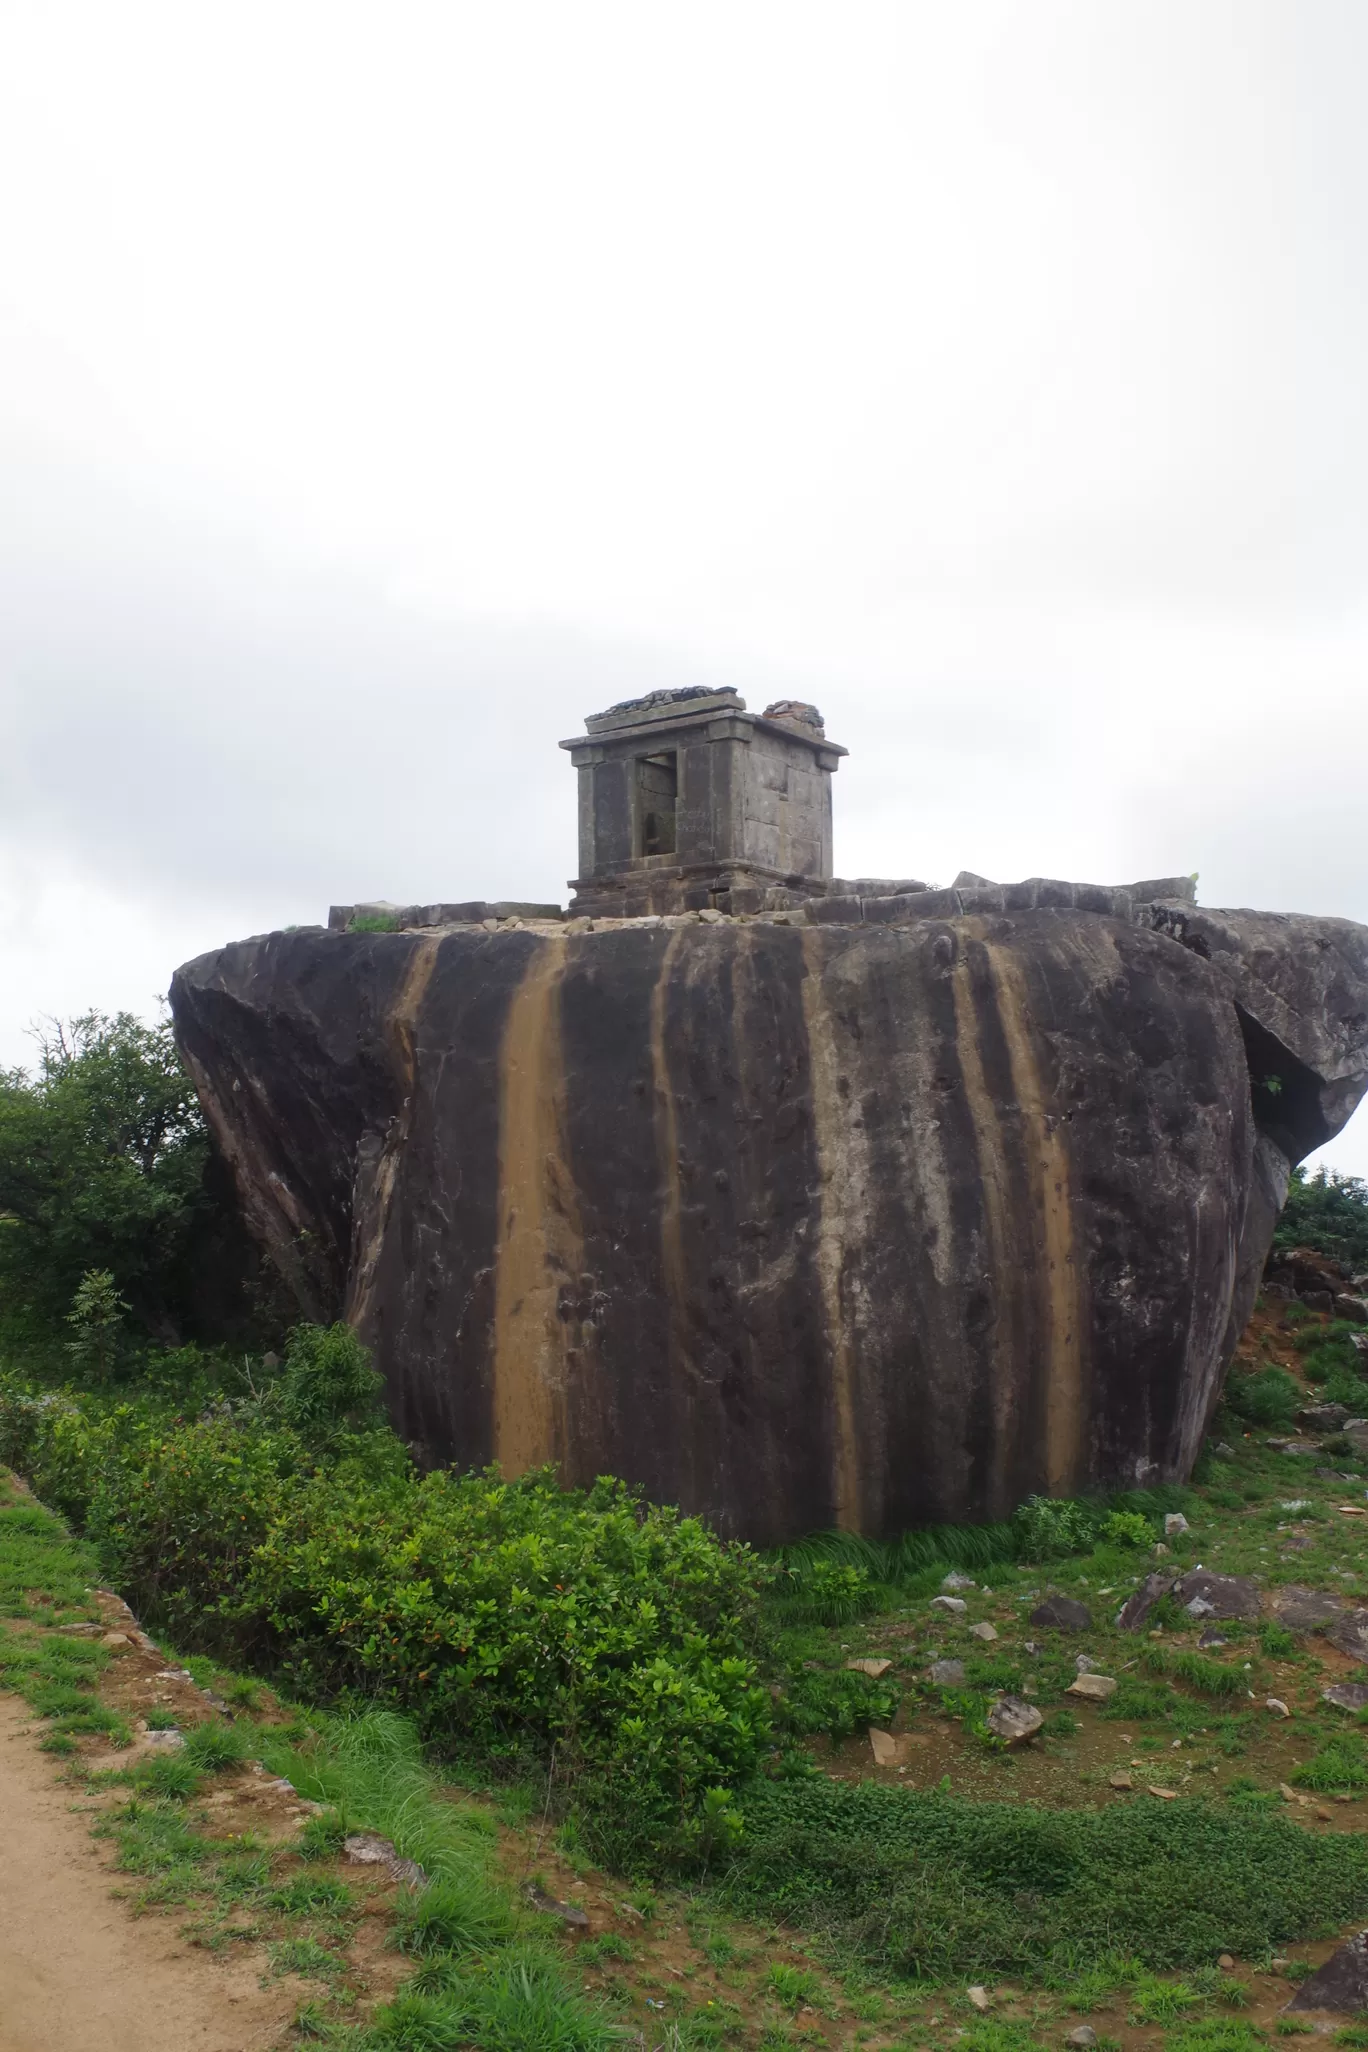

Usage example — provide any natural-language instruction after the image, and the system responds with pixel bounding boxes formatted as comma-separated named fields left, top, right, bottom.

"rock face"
left=169, top=889, right=1368, bottom=1545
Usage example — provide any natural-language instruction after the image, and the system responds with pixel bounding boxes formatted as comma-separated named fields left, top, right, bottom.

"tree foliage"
left=1275, top=1166, right=1368, bottom=1272
left=0, top=1010, right=250, bottom=1349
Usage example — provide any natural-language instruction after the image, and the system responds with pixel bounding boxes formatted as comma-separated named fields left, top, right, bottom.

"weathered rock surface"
left=1031, top=1596, right=1094, bottom=1632
left=1173, top=1569, right=1263, bottom=1621
left=1288, top=1929, right=1368, bottom=2012
left=1328, top=1612, right=1368, bottom=1662
left=170, top=893, right=1368, bottom=1544
left=1116, top=1573, right=1175, bottom=1631
left=988, top=1695, right=1044, bottom=1743
left=1272, top=1586, right=1344, bottom=1632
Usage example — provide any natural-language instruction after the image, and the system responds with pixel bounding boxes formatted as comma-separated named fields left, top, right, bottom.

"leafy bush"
left=1014, top=1496, right=1096, bottom=1560
left=0, top=1369, right=771, bottom=1864
left=775, top=1664, right=900, bottom=1741
left=275, top=1322, right=385, bottom=1441
left=249, top=1464, right=771, bottom=1864
left=767, top=1549, right=880, bottom=1625
left=1102, top=1510, right=1153, bottom=1548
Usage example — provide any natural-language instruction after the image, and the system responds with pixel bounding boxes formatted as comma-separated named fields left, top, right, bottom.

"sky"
left=2, top=0, right=1366, bottom=1176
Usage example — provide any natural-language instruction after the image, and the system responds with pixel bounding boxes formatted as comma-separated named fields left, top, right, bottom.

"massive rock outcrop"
left=170, top=886, right=1368, bottom=1544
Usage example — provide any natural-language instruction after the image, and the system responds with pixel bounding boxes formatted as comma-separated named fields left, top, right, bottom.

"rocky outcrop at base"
left=169, top=882, right=1368, bottom=1544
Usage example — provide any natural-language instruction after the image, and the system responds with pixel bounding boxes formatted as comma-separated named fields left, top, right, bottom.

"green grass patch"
left=1292, top=1735, right=1368, bottom=1791
left=0, top=1474, right=100, bottom=1618
left=721, top=1779, right=1368, bottom=1978
left=1141, top=1647, right=1251, bottom=1700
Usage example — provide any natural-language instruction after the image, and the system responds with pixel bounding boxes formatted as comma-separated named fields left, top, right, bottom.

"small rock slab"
left=845, top=1657, right=892, bottom=1676
left=1172, top=1570, right=1262, bottom=1622
left=929, top=1658, right=965, bottom=1687
left=1198, top=1629, right=1229, bottom=1649
left=1165, top=1513, right=1190, bottom=1537
left=1288, top=1929, right=1368, bottom=2012
left=1300, top=1405, right=1352, bottom=1432
left=1116, top=1573, right=1175, bottom=1631
left=526, top=1883, right=590, bottom=1929
left=1109, top=1771, right=1133, bottom=1789
left=942, top=1572, right=976, bottom=1590
left=988, top=1695, right=1044, bottom=1744
left=969, top=1622, right=998, bottom=1642
left=869, top=1727, right=918, bottom=1768
left=1029, top=1596, right=1093, bottom=1631
left=344, top=1832, right=427, bottom=1888
left=1273, top=1586, right=1345, bottom=1631
left=1327, top=1612, right=1368, bottom=1661
left=931, top=1596, right=967, bottom=1615
left=1324, top=1684, right=1368, bottom=1713
left=142, top=1727, right=186, bottom=1750
left=1067, top=2027, right=1099, bottom=2047
left=1067, top=1673, right=1118, bottom=1701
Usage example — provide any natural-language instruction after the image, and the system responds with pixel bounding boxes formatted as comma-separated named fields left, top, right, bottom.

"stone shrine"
left=174, top=698, right=1368, bottom=1543
left=561, top=687, right=846, bottom=917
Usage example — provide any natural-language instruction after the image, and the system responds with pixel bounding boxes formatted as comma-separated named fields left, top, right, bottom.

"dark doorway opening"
left=636, top=752, right=678, bottom=857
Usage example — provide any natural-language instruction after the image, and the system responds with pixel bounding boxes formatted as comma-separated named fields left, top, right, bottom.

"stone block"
left=807, top=895, right=864, bottom=925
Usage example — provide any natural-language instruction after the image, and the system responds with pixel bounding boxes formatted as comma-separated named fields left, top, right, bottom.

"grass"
left=1141, top=1647, right=1251, bottom=1700
left=0, top=1475, right=100, bottom=1619
left=13, top=1289, right=1368, bottom=2035
left=723, top=1778, right=1368, bottom=1977
left=1292, top=1736, right=1368, bottom=1791
left=0, top=1464, right=615, bottom=2047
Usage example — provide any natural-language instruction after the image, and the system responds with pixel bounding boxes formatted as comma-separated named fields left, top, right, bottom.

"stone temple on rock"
left=181, top=690, right=1368, bottom=1542
left=561, top=686, right=847, bottom=918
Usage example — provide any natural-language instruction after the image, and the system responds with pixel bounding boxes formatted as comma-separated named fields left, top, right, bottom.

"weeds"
left=1293, top=1735, right=1368, bottom=1790
left=724, top=1779, right=1368, bottom=1976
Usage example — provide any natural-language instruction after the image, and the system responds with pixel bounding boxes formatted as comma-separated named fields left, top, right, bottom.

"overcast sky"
left=3, top=0, right=1366, bottom=1177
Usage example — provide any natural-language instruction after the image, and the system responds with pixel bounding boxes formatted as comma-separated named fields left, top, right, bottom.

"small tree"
left=276, top=1322, right=384, bottom=1442
left=65, top=1269, right=129, bottom=1381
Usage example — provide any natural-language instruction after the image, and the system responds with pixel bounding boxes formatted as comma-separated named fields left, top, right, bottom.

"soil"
left=0, top=1693, right=296, bottom=2052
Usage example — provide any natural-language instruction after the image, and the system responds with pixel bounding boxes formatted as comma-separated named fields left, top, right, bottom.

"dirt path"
left=0, top=1697, right=294, bottom=2052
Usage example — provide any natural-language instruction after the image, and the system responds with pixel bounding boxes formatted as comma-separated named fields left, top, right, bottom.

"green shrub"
left=767, top=1553, right=879, bottom=1626
left=1224, top=1368, right=1300, bottom=1428
left=775, top=1665, right=900, bottom=1741
left=249, top=1465, right=771, bottom=1864
left=275, top=1322, right=385, bottom=1441
left=0, top=1369, right=772, bottom=1864
left=1014, top=1496, right=1095, bottom=1560
left=1102, top=1511, right=1153, bottom=1548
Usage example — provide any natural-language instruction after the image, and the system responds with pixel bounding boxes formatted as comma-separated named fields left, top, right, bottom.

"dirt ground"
left=0, top=1695, right=298, bottom=2052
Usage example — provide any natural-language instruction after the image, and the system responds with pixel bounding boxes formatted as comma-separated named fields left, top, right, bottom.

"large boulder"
left=169, top=892, right=1368, bottom=1544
